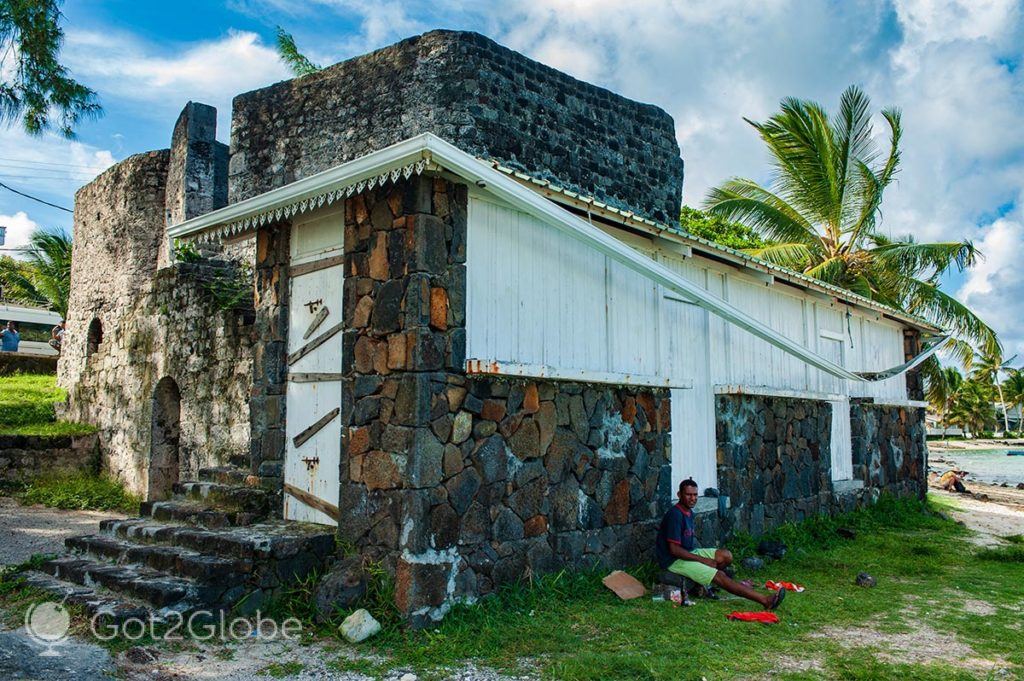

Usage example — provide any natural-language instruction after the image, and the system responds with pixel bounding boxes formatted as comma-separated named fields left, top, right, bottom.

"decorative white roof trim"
left=167, top=133, right=945, bottom=383
left=177, top=159, right=430, bottom=244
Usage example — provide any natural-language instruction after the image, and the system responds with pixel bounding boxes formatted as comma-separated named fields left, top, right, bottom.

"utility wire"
left=0, top=180, right=73, bottom=213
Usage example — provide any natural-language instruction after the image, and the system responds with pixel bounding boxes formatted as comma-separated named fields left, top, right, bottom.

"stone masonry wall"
left=229, top=30, right=683, bottom=222
left=442, top=377, right=671, bottom=603
left=0, top=434, right=99, bottom=484
left=711, top=394, right=833, bottom=541
left=64, top=263, right=254, bottom=497
left=248, top=222, right=290, bottom=487
left=701, top=394, right=928, bottom=546
left=851, top=402, right=927, bottom=500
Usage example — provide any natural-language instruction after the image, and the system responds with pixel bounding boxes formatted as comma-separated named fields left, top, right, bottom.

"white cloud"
left=0, top=211, right=41, bottom=257
left=63, top=29, right=291, bottom=134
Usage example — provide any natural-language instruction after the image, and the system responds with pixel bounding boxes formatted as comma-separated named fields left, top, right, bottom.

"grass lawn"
left=0, top=372, right=96, bottom=436
left=1, top=496, right=1020, bottom=679
left=332, top=495, right=1021, bottom=680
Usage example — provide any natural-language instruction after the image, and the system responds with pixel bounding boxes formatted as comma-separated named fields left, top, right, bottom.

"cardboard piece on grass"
left=602, top=570, right=647, bottom=600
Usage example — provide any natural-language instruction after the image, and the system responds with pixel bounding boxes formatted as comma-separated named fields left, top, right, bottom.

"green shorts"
left=667, top=548, right=719, bottom=586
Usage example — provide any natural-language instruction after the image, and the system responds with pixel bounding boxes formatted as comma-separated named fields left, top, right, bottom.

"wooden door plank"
left=289, top=254, right=345, bottom=278
left=289, top=372, right=344, bottom=383
left=292, top=407, right=341, bottom=448
left=283, top=483, right=340, bottom=523
left=287, top=321, right=344, bottom=366
left=302, top=306, right=330, bottom=340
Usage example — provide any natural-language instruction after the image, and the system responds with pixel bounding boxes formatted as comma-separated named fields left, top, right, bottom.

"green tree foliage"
left=1003, top=368, right=1024, bottom=427
left=947, top=379, right=996, bottom=436
left=678, top=206, right=765, bottom=250
left=704, top=85, right=997, bottom=366
left=0, top=227, right=71, bottom=317
left=275, top=26, right=321, bottom=77
left=971, top=347, right=1017, bottom=433
left=0, top=0, right=100, bottom=137
left=925, top=363, right=963, bottom=436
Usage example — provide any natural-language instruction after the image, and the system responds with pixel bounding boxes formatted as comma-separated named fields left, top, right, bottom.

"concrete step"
left=65, top=534, right=252, bottom=583
left=34, top=556, right=233, bottom=614
left=139, top=500, right=262, bottom=529
left=20, top=570, right=155, bottom=625
left=172, top=481, right=270, bottom=512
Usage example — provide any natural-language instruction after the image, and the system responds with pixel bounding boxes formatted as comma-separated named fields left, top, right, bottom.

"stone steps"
left=34, top=555, right=228, bottom=614
left=139, top=500, right=262, bottom=529
left=14, top=476, right=337, bottom=626
left=171, top=481, right=270, bottom=513
left=197, top=465, right=252, bottom=486
left=65, top=534, right=252, bottom=582
left=20, top=570, right=153, bottom=624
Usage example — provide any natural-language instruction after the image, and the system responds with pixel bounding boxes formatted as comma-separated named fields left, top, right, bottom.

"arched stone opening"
left=87, top=317, right=103, bottom=357
left=149, top=376, right=181, bottom=500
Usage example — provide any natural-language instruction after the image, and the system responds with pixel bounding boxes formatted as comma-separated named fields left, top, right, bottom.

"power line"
left=0, top=180, right=73, bottom=213
left=0, top=162, right=99, bottom=176
left=0, top=156, right=110, bottom=170
left=0, top=173, right=94, bottom=181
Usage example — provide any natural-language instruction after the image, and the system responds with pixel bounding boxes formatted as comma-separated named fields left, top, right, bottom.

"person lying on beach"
left=655, top=478, right=786, bottom=610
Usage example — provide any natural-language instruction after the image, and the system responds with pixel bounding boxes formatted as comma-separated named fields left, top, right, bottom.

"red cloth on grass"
left=765, top=580, right=805, bottom=592
left=727, top=611, right=780, bottom=624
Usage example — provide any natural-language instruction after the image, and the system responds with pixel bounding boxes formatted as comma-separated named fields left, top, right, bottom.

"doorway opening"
left=149, top=376, right=181, bottom=500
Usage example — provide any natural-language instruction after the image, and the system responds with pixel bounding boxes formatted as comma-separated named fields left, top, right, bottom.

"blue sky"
left=2, top=0, right=1023, bottom=356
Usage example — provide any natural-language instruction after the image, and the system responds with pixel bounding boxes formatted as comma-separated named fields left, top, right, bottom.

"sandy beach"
left=927, top=438, right=1024, bottom=453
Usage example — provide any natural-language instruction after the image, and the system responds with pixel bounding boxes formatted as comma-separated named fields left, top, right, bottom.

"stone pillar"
left=162, top=101, right=229, bottom=267
left=903, top=329, right=923, bottom=401
left=249, top=222, right=290, bottom=490
left=337, top=175, right=467, bottom=626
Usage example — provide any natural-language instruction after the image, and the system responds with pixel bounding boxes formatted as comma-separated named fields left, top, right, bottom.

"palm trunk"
left=997, top=380, right=1009, bottom=434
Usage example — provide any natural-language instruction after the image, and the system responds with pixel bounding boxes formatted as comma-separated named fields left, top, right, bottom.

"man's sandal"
left=768, top=586, right=787, bottom=610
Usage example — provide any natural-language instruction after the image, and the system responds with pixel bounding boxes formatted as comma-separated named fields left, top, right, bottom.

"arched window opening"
left=87, top=317, right=103, bottom=357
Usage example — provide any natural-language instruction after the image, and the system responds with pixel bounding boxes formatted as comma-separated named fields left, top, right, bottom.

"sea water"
left=928, top=448, right=1024, bottom=486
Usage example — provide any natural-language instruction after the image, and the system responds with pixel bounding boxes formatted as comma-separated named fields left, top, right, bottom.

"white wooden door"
left=820, top=335, right=853, bottom=481
left=660, top=256, right=717, bottom=495
left=283, top=209, right=344, bottom=525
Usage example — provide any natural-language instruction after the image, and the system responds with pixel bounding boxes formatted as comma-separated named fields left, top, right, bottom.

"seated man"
left=656, top=478, right=785, bottom=610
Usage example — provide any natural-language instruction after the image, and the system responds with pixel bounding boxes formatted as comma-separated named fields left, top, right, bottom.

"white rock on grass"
left=339, top=609, right=381, bottom=643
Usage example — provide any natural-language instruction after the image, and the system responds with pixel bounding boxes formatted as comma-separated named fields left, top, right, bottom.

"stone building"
left=50, top=30, right=936, bottom=625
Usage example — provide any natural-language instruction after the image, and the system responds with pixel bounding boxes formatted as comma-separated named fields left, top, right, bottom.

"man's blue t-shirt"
left=1, top=330, right=19, bottom=352
left=655, top=503, right=696, bottom=569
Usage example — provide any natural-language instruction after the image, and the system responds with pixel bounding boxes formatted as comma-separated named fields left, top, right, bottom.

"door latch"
left=301, top=456, right=320, bottom=470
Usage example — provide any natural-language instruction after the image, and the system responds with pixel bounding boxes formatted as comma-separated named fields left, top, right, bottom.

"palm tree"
left=948, top=380, right=995, bottom=437
left=704, top=85, right=998, bottom=366
left=0, top=227, right=72, bottom=317
left=926, top=364, right=963, bottom=441
left=971, top=348, right=1017, bottom=434
left=275, top=26, right=321, bottom=77
left=1001, top=368, right=1024, bottom=435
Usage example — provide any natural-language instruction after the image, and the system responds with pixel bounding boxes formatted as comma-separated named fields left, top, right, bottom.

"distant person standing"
left=1, top=321, right=19, bottom=352
left=48, top=319, right=65, bottom=353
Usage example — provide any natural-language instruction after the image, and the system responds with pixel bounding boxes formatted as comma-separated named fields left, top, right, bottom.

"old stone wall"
left=229, top=30, right=683, bottom=222
left=850, top=401, right=927, bottom=499
left=702, top=393, right=927, bottom=545
left=0, top=352, right=57, bottom=376
left=442, top=376, right=670, bottom=601
left=64, top=262, right=254, bottom=496
left=0, top=434, right=99, bottom=484
left=711, top=394, right=833, bottom=541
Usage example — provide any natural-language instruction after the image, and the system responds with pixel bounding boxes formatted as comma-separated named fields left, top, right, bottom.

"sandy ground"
left=929, top=438, right=1024, bottom=452
left=929, top=483, right=1024, bottom=545
left=0, top=496, right=127, bottom=567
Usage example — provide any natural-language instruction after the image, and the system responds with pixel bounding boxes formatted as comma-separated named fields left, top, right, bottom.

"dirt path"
left=0, top=496, right=126, bottom=566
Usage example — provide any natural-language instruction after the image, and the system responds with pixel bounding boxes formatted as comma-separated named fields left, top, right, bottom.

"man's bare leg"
left=712, top=570, right=776, bottom=609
